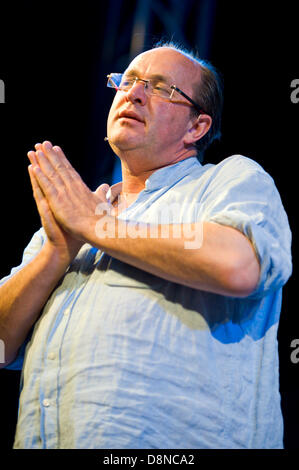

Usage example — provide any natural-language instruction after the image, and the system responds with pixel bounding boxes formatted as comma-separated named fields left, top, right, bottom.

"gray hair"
left=153, top=41, right=224, bottom=162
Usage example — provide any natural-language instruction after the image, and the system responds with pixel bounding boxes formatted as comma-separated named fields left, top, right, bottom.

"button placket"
left=47, top=352, right=56, bottom=360
left=63, top=307, right=71, bottom=317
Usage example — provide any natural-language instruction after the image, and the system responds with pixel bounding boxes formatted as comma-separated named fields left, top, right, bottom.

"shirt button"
left=48, top=352, right=55, bottom=360
left=64, top=308, right=71, bottom=316
left=42, top=399, right=50, bottom=407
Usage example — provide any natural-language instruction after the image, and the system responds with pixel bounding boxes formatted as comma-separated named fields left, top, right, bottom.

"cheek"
left=151, top=103, right=173, bottom=129
left=107, top=93, right=124, bottom=128
left=107, top=107, right=115, bottom=132
left=107, top=99, right=118, bottom=126
left=151, top=104, right=188, bottom=138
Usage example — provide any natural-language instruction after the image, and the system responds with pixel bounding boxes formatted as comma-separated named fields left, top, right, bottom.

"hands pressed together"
left=26, top=141, right=258, bottom=296
left=27, top=141, right=110, bottom=263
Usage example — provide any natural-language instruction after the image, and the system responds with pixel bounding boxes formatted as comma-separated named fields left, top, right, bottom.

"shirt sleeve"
left=1, top=227, right=46, bottom=370
left=199, top=155, right=292, bottom=299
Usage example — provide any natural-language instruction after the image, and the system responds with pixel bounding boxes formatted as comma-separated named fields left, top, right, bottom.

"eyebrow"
left=124, top=69, right=173, bottom=84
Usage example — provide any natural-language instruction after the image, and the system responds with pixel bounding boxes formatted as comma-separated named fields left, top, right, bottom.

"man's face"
left=107, top=47, right=200, bottom=169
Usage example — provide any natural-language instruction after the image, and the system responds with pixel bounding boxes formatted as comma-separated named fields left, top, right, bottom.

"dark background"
left=0, top=0, right=298, bottom=450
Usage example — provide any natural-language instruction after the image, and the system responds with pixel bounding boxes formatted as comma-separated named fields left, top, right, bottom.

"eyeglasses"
left=107, top=73, right=206, bottom=115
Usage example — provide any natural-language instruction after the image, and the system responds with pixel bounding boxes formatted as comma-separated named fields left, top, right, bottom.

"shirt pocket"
left=102, top=255, right=164, bottom=289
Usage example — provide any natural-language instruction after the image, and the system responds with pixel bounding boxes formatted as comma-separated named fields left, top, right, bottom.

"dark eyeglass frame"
left=170, top=85, right=206, bottom=115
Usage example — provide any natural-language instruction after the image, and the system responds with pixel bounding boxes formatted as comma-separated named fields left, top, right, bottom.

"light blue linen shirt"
left=2, top=155, right=292, bottom=449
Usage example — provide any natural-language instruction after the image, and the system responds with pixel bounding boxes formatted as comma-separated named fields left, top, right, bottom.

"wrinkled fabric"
left=2, top=155, right=292, bottom=449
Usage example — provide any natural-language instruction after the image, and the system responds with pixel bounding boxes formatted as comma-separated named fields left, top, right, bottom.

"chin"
left=109, top=133, right=144, bottom=152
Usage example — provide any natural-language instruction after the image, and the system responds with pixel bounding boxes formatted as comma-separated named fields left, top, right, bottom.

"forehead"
left=126, top=47, right=200, bottom=88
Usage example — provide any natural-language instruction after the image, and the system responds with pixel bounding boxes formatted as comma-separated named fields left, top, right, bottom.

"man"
left=0, top=44, right=292, bottom=448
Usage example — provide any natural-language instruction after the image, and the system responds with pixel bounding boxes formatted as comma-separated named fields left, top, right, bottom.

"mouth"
left=118, top=110, right=145, bottom=123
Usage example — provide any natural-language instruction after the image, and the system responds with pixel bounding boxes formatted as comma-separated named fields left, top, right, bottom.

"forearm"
left=26, top=141, right=259, bottom=298
left=0, top=242, right=69, bottom=367
left=85, top=217, right=260, bottom=297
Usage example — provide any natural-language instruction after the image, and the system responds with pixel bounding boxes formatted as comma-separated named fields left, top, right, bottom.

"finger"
left=31, top=162, right=58, bottom=200
left=28, top=164, right=44, bottom=201
left=35, top=149, right=65, bottom=187
left=27, top=150, right=38, bottom=167
left=94, top=183, right=110, bottom=199
left=28, top=165, right=58, bottom=226
left=28, top=150, right=62, bottom=195
left=40, top=140, right=82, bottom=188
left=96, top=183, right=110, bottom=193
left=27, top=143, right=43, bottom=164
left=28, top=165, right=57, bottom=228
left=41, top=140, right=74, bottom=172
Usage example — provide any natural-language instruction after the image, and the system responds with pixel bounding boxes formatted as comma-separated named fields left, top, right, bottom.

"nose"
left=125, top=80, right=148, bottom=106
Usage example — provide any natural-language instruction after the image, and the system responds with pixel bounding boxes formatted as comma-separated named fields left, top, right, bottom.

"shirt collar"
left=106, top=157, right=201, bottom=203
left=144, top=156, right=201, bottom=191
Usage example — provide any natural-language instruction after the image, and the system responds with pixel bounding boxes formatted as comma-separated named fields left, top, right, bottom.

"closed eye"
left=153, top=83, right=168, bottom=91
left=120, top=77, right=135, bottom=87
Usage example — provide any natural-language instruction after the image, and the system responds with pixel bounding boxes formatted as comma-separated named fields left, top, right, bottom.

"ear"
left=183, top=114, right=212, bottom=146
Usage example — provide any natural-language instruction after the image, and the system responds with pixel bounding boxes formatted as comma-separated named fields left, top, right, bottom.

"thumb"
left=94, top=183, right=110, bottom=198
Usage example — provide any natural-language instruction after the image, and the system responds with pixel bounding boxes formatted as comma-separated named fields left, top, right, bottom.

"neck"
left=109, top=144, right=196, bottom=216
left=117, top=146, right=196, bottom=195
left=120, top=165, right=153, bottom=194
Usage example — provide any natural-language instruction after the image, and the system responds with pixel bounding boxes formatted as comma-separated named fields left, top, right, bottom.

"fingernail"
left=106, top=187, right=112, bottom=201
left=43, top=141, right=52, bottom=151
left=100, top=183, right=110, bottom=193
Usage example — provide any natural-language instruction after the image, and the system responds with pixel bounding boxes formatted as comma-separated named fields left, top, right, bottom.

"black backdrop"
left=0, top=0, right=298, bottom=451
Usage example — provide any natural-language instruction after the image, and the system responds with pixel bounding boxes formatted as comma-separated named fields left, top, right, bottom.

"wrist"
left=40, top=240, right=73, bottom=272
